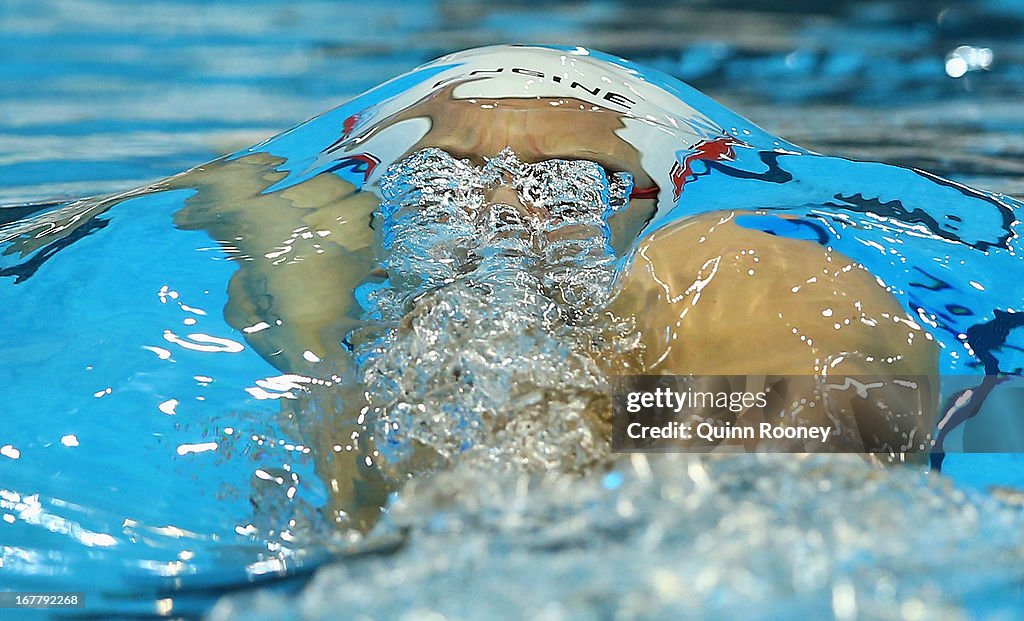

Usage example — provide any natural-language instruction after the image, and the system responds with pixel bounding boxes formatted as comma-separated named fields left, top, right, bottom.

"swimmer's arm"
left=172, top=153, right=379, bottom=374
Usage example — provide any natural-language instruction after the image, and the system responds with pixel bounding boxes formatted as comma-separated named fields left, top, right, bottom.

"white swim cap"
left=256, top=45, right=786, bottom=220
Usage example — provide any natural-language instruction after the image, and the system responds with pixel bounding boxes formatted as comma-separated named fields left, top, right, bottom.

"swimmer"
left=178, top=46, right=938, bottom=527
left=4, top=46, right=941, bottom=529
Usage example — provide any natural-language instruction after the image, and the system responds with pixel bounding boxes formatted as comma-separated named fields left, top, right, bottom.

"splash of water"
left=210, top=453, right=1024, bottom=621
left=350, top=147, right=640, bottom=474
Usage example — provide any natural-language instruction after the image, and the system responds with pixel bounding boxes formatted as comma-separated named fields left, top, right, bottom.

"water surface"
left=2, top=1, right=1024, bottom=619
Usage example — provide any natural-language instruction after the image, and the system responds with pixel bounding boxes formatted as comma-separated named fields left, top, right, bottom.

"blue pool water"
left=0, top=190, right=333, bottom=612
left=3, top=1, right=1024, bottom=619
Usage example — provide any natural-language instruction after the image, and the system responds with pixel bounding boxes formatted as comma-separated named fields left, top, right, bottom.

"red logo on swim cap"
left=670, top=136, right=745, bottom=201
left=324, top=153, right=381, bottom=184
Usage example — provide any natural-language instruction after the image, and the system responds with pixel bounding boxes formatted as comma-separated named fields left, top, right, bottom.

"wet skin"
left=612, top=211, right=937, bottom=454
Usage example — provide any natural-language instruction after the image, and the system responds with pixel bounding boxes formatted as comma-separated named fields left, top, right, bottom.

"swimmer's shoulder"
left=614, top=210, right=938, bottom=377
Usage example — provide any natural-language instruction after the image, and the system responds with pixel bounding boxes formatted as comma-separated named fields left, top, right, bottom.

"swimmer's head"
left=318, top=45, right=736, bottom=248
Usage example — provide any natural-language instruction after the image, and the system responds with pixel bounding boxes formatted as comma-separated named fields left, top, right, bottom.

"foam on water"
left=209, top=453, right=1024, bottom=621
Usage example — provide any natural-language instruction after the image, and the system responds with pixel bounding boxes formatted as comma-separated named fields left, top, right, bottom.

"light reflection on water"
left=1, top=0, right=1024, bottom=618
